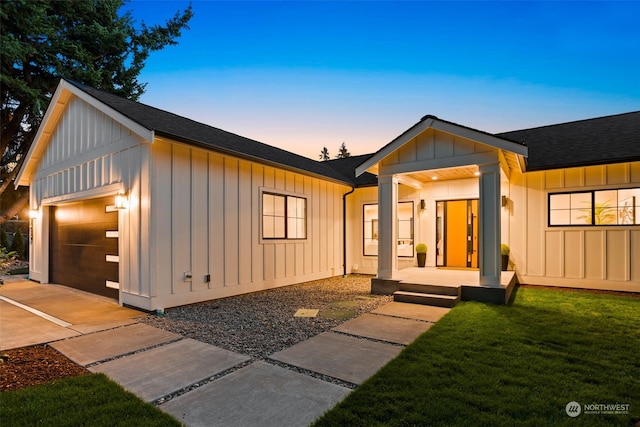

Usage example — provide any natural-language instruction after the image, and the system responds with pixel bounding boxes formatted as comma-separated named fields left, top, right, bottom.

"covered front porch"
left=371, top=267, right=518, bottom=305
left=355, top=115, right=527, bottom=305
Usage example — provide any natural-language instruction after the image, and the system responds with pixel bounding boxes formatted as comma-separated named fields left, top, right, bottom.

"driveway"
left=0, top=277, right=143, bottom=351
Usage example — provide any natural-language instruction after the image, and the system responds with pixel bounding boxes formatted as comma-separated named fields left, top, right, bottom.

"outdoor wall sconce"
left=114, top=192, right=129, bottom=210
left=29, top=208, right=39, bottom=242
left=501, top=195, right=509, bottom=207
left=420, top=199, right=426, bottom=210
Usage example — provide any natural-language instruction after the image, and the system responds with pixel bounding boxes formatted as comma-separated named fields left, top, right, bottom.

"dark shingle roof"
left=67, top=80, right=639, bottom=180
left=66, top=80, right=354, bottom=185
left=324, top=154, right=378, bottom=187
left=497, top=111, right=640, bottom=171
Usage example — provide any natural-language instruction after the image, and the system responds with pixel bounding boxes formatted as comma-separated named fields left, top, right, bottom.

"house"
left=16, top=79, right=640, bottom=310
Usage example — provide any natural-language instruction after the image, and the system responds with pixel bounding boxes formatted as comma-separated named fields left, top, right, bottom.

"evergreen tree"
left=336, top=142, right=351, bottom=159
left=0, top=0, right=193, bottom=224
left=319, top=147, right=330, bottom=161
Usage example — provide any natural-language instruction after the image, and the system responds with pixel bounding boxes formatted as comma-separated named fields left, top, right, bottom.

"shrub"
left=10, top=229, right=25, bottom=258
left=0, top=229, right=8, bottom=250
left=416, top=243, right=428, bottom=253
left=0, top=247, right=18, bottom=271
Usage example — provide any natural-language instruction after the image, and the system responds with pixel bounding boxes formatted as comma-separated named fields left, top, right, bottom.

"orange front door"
left=438, top=199, right=479, bottom=268
left=445, top=200, right=468, bottom=267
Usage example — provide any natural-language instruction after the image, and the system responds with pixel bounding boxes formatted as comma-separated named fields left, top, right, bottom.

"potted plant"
left=501, top=243, right=510, bottom=271
left=416, top=243, right=427, bottom=268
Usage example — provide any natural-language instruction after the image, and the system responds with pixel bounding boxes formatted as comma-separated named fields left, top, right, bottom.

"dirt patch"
left=0, top=345, right=89, bottom=392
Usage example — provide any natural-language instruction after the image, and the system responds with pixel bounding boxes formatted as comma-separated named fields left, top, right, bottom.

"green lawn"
left=0, top=374, right=181, bottom=427
left=314, top=287, right=640, bottom=427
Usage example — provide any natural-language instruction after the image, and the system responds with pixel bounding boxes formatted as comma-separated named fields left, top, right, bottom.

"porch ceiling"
left=403, top=165, right=480, bottom=183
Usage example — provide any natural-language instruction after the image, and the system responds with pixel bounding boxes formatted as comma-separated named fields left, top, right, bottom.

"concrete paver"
left=51, top=323, right=182, bottom=366
left=269, top=332, right=402, bottom=385
left=2, top=279, right=455, bottom=427
left=161, top=361, right=351, bottom=427
left=69, top=318, right=138, bottom=334
left=372, top=301, right=450, bottom=322
left=0, top=301, right=80, bottom=350
left=91, top=338, right=250, bottom=402
left=333, top=312, right=433, bottom=345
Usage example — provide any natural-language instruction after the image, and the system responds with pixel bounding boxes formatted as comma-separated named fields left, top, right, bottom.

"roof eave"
left=155, top=132, right=354, bottom=187
left=16, top=79, right=155, bottom=187
left=355, top=116, right=529, bottom=178
left=355, top=117, right=435, bottom=177
left=15, top=82, right=69, bottom=187
left=526, top=156, right=640, bottom=172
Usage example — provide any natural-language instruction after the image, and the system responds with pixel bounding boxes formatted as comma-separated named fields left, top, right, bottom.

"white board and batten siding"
left=133, top=138, right=347, bottom=310
left=379, top=128, right=497, bottom=174
left=509, top=162, right=640, bottom=292
left=28, top=96, right=146, bottom=285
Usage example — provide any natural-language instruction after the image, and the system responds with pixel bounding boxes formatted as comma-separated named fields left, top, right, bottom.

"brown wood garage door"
left=50, top=197, right=119, bottom=299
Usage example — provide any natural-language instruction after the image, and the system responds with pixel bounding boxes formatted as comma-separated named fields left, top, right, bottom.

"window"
left=397, top=202, right=415, bottom=257
left=363, top=204, right=378, bottom=256
left=549, top=188, right=640, bottom=226
left=363, top=201, right=414, bottom=256
left=262, top=192, right=306, bottom=239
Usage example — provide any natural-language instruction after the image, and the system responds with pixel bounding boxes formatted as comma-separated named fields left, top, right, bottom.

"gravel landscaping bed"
left=139, top=274, right=392, bottom=360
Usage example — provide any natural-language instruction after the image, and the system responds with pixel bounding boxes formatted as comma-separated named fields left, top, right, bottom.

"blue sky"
left=126, top=1, right=640, bottom=159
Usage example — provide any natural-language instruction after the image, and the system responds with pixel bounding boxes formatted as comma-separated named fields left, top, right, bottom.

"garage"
left=49, top=196, right=119, bottom=299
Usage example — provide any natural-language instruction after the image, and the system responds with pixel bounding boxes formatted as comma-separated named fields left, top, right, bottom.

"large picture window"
left=262, top=192, right=307, bottom=239
left=549, top=187, right=640, bottom=226
left=363, top=201, right=414, bottom=256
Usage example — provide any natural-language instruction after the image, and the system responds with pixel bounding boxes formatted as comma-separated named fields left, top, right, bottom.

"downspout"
left=343, top=186, right=356, bottom=277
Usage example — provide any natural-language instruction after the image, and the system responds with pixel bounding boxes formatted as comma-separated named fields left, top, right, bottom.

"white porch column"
left=377, top=175, right=398, bottom=279
left=478, top=163, right=501, bottom=286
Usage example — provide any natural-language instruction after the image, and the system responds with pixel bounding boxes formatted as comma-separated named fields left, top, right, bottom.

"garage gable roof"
left=16, top=79, right=156, bottom=186
left=497, top=111, right=640, bottom=171
left=63, top=80, right=353, bottom=185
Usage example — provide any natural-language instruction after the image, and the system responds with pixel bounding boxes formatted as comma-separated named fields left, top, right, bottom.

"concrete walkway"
left=1, top=278, right=451, bottom=427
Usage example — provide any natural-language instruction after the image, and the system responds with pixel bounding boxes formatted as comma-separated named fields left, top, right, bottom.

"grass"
left=0, top=374, right=181, bottom=427
left=313, top=287, right=640, bottom=427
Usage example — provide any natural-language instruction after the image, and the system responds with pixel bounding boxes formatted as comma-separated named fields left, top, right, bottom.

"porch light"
left=431, top=176, right=438, bottom=180
left=474, top=171, right=481, bottom=176
left=114, top=192, right=129, bottom=210
left=29, top=209, right=40, bottom=219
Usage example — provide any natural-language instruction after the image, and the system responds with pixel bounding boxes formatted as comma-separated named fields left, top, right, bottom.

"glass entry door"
left=436, top=199, right=478, bottom=268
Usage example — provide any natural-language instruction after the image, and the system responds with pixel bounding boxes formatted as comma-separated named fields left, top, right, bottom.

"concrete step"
left=397, top=283, right=460, bottom=296
left=393, top=291, right=459, bottom=308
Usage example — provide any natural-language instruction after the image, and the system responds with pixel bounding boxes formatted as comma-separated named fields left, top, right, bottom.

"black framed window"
left=262, top=192, right=307, bottom=239
left=548, top=188, right=640, bottom=226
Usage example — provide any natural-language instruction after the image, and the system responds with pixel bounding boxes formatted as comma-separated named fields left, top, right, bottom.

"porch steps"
left=393, top=283, right=461, bottom=308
